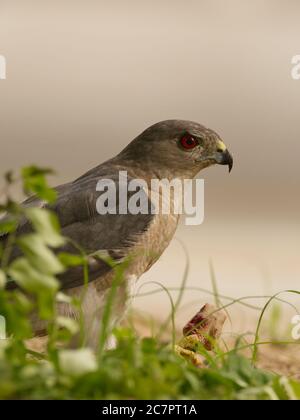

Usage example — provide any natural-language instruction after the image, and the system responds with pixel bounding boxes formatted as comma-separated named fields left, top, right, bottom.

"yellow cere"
left=217, top=140, right=227, bottom=152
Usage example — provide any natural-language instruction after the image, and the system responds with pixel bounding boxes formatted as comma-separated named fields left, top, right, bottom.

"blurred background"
left=0, top=0, right=299, bottom=333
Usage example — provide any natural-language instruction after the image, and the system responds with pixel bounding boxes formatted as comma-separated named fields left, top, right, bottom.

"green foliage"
left=21, top=166, right=57, bottom=203
left=0, top=166, right=299, bottom=400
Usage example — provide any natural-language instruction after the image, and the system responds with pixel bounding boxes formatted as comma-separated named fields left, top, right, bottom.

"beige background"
left=0, top=1, right=299, bottom=331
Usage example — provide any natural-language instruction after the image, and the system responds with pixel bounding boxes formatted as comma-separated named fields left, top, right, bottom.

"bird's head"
left=118, top=120, right=233, bottom=179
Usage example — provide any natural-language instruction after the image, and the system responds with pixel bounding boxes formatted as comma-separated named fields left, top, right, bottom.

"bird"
left=2, top=120, right=233, bottom=348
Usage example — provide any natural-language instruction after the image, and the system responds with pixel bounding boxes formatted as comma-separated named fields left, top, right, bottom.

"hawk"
left=3, top=120, right=233, bottom=348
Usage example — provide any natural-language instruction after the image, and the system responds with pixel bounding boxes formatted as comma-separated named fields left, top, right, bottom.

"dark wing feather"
left=3, top=169, right=154, bottom=290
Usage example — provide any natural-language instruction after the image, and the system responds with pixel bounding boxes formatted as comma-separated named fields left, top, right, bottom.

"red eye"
left=180, top=134, right=198, bottom=150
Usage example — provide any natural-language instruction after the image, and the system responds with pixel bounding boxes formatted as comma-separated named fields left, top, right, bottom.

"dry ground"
left=257, top=345, right=300, bottom=380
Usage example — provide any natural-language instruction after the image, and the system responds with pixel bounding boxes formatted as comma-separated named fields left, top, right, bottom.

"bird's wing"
left=3, top=171, right=154, bottom=290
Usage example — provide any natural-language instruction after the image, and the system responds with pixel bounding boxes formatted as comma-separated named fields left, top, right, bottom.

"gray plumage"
left=2, top=120, right=233, bottom=347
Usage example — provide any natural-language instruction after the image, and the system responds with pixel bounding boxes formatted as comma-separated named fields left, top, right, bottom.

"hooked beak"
left=215, top=140, right=233, bottom=172
left=216, top=149, right=233, bottom=173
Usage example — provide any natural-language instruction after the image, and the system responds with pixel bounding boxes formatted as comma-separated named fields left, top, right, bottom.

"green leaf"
left=17, top=234, right=65, bottom=275
left=289, top=379, right=300, bottom=400
left=279, top=376, right=299, bottom=400
left=0, top=218, right=17, bottom=235
left=56, top=292, right=72, bottom=304
left=58, top=252, right=85, bottom=267
left=22, top=166, right=54, bottom=178
left=0, top=270, right=6, bottom=289
left=14, top=291, right=33, bottom=312
left=56, top=316, right=79, bottom=335
left=21, top=166, right=57, bottom=203
left=8, top=258, right=59, bottom=293
left=25, top=208, right=65, bottom=248
left=37, top=291, right=56, bottom=319
left=59, top=349, right=98, bottom=377
left=0, top=200, right=21, bottom=216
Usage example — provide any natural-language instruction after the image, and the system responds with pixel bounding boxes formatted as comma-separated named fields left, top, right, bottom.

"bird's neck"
left=109, top=156, right=198, bottom=183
